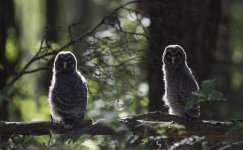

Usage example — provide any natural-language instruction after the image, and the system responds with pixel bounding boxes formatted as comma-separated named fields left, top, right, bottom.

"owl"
left=48, top=51, right=88, bottom=127
left=162, top=45, right=200, bottom=120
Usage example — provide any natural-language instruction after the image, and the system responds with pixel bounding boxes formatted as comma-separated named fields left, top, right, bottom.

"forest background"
left=0, top=0, right=243, bottom=149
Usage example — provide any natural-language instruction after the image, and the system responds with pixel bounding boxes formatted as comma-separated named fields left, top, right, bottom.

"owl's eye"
left=176, top=54, right=181, bottom=59
left=68, top=60, right=72, bottom=64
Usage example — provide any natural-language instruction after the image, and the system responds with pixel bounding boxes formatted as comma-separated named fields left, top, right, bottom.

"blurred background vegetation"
left=1, top=0, right=243, bottom=149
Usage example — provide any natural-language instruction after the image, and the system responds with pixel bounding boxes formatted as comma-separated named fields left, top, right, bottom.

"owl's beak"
left=171, top=57, right=176, bottom=65
left=63, top=62, right=67, bottom=69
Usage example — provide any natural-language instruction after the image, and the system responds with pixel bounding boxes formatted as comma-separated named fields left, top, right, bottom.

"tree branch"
left=0, top=112, right=242, bottom=139
left=0, top=120, right=93, bottom=135
left=124, top=111, right=243, bottom=139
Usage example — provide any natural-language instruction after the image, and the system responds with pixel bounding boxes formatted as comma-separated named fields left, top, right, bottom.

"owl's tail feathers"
left=61, top=116, right=84, bottom=129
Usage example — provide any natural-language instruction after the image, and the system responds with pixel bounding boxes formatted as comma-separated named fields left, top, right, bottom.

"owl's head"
left=54, top=51, right=77, bottom=73
left=162, top=45, right=187, bottom=68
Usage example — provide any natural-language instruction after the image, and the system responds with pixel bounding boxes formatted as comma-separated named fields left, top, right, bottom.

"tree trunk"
left=39, top=0, right=59, bottom=93
left=0, top=0, right=17, bottom=122
left=0, top=0, right=16, bottom=148
left=46, top=0, right=58, bottom=42
left=0, top=0, right=8, bottom=122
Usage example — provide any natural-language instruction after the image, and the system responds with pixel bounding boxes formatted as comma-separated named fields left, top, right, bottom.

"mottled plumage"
left=48, top=51, right=87, bottom=127
left=162, top=45, right=200, bottom=119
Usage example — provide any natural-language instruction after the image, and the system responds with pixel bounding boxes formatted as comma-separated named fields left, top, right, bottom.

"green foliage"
left=193, top=79, right=225, bottom=102
left=227, top=121, right=243, bottom=136
left=156, top=122, right=186, bottom=136
left=5, top=28, right=18, bottom=62
left=185, top=99, right=195, bottom=110
left=185, top=79, right=225, bottom=110
left=231, top=70, right=242, bottom=90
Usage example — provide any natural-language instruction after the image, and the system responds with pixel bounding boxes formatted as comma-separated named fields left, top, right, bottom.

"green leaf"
left=194, top=79, right=225, bottom=102
left=208, top=90, right=224, bottom=101
left=200, top=80, right=216, bottom=95
left=185, top=100, right=194, bottom=110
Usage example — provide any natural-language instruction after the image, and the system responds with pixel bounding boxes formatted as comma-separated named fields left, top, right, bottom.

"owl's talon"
left=60, top=120, right=73, bottom=129
left=168, top=121, right=174, bottom=128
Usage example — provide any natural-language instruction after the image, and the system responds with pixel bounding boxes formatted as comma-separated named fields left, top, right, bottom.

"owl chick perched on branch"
left=162, top=45, right=200, bottom=120
left=48, top=51, right=88, bottom=128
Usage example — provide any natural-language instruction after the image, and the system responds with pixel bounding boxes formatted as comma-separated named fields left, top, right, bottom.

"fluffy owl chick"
left=48, top=51, right=88, bottom=127
left=162, top=45, right=200, bottom=120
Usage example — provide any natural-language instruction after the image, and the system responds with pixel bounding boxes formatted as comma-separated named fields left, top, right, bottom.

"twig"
left=0, top=0, right=144, bottom=95
left=23, top=67, right=50, bottom=74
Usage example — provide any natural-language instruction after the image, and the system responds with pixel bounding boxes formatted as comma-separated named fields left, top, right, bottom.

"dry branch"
left=0, top=112, right=242, bottom=139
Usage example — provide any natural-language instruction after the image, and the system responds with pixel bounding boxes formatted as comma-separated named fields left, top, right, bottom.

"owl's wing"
left=80, top=75, right=88, bottom=112
left=178, top=75, right=200, bottom=119
left=178, top=92, right=200, bottom=119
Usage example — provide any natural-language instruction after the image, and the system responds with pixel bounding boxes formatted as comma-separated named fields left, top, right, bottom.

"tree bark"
left=0, top=0, right=17, bottom=148
left=0, top=112, right=242, bottom=140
